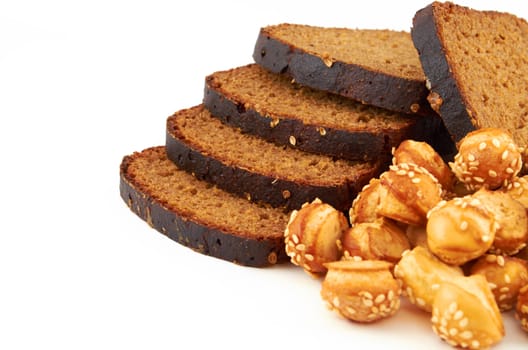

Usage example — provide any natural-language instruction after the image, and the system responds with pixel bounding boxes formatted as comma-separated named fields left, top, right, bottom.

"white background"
left=1, top=1, right=527, bottom=349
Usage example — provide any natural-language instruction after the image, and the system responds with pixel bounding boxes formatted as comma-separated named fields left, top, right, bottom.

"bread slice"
left=252, top=23, right=433, bottom=115
left=119, top=146, right=289, bottom=267
left=204, top=64, right=440, bottom=161
left=165, top=105, right=384, bottom=212
left=412, top=2, right=528, bottom=146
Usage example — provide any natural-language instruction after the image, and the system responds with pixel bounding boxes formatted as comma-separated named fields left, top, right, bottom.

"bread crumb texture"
left=125, top=147, right=288, bottom=239
left=265, top=24, right=425, bottom=81
left=434, top=2, right=528, bottom=146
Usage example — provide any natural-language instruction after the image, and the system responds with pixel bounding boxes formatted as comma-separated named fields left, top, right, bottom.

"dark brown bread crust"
left=166, top=115, right=381, bottom=213
left=412, top=3, right=477, bottom=143
left=204, top=76, right=430, bottom=162
left=253, top=28, right=434, bottom=116
left=119, top=148, right=288, bottom=267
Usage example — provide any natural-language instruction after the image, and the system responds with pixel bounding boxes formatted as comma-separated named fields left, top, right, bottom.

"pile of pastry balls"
left=284, top=128, right=528, bottom=349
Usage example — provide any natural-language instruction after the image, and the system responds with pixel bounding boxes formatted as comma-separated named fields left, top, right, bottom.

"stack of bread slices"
left=120, top=1, right=528, bottom=267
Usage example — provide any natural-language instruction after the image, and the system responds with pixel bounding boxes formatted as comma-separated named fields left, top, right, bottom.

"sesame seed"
left=412, top=177, right=421, bottom=184
left=453, top=310, right=464, bottom=320
left=448, top=302, right=458, bottom=313
left=318, top=127, right=326, bottom=136
left=363, top=298, right=373, bottom=307
left=396, top=169, right=407, bottom=176
left=471, top=340, right=480, bottom=349
left=504, top=273, right=512, bottom=283
left=499, top=294, right=508, bottom=301
left=502, top=150, right=509, bottom=160
left=488, top=282, right=497, bottom=290
left=473, top=176, right=485, bottom=183
left=497, top=255, right=505, bottom=266
left=492, top=138, right=501, bottom=148
left=488, top=170, right=498, bottom=178
left=500, top=286, right=510, bottom=293
left=375, top=294, right=386, bottom=304
left=486, top=255, right=497, bottom=263
left=332, top=296, right=340, bottom=307
left=506, top=167, right=515, bottom=174
left=408, top=171, right=415, bottom=178
left=362, top=291, right=373, bottom=299
left=431, top=283, right=440, bottom=290
left=295, top=243, right=306, bottom=251
left=482, top=235, right=491, bottom=243
left=468, top=154, right=476, bottom=162
left=449, top=328, right=458, bottom=336
left=416, top=298, right=426, bottom=307
left=459, top=317, right=469, bottom=328
left=460, top=330, right=473, bottom=340
left=460, top=221, right=469, bottom=231
left=479, top=142, right=487, bottom=151
left=345, top=306, right=356, bottom=314
left=304, top=254, right=314, bottom=261
left=289, top=135, right=296, bottom=146
left=388, top=290, right=394, bottom=301
left=291, top=234, right=299, bottom=244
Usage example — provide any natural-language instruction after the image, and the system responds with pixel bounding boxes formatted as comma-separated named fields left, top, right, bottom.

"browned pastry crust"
left=321, top=260, right=401, bottom=323
left=253, top=24, right=433, bottom=116
left=470, top=254, right=528, bottom=311
left=119, top=146, right=288, bottom=267
left=516, top=284, right=528, bottom=332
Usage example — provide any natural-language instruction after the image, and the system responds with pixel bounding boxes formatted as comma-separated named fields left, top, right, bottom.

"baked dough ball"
left=450, top=128, right=522, bottom=191
left=426, top=196, right=497, bottom=266
left=470, top=254, right=528, bottom=311
left=471, top=188, right=528, bottom=255
left=377, top=163, right=443, bottom=226
left=432, top=275, right=504, bottom=349
left=340, top=218, right=410, bottom=263
left=503, top=175, right=528, bottom=209
left=284, top=198, right=348, bottom=274
left=349, top=178, right=383, bottom=225
left=392, top=139, right=455, bottom=192
left=321, top=260, right=401, bottom=323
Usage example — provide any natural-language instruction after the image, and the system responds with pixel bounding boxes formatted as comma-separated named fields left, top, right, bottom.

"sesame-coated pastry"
left=432, top=275, right=504, bottom=349
left=349, top=178, right=384, bottom=225
left=426, top=196, right=497, bottom=266
left=471, top=188, right=528, bottom=255
left=503, top=175, right=528, bottom=209
left=284, top=198, right=348, bottom=274
left=394, top=246, right=464, bottom=312
left=377, top=162, right=443, bottom=226
left=339, top=218, right=410, bottom=263
left=470, top=254, right=528, bottom=312
left=450, top=128, right=522, bottom=191
left=516, top=284, right=528, bottom=332
left=392, top=139, right=455, bottom=192
left=321, top=260, right=401, bottom=323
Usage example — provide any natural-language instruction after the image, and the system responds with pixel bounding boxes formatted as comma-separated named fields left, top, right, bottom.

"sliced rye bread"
left=204, top=64, right=444, bottom=162
left=412, top=1, right=528, bottom=146
left=165, top=105, right=384, bottom=212
left=252, top=23, right=433, bottom=115
left=120, top=146, right=289, bottom=267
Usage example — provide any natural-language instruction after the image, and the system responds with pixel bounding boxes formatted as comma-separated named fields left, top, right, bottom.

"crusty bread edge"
left=119, top=147, right=288, bottom=267
left=253, top=26, right=434, bottom=116
left=411, top=2, right=477, bottom=143
left=204, top=72, right=389, bottom=162
left=165, top=109, right=378, bottom=212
